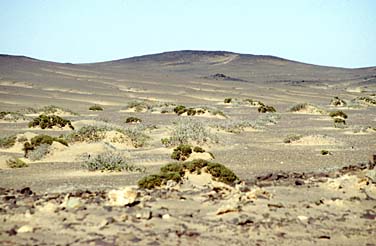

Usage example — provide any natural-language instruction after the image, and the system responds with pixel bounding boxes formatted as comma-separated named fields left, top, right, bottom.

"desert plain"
left=0, top=51, right=375, bottom=245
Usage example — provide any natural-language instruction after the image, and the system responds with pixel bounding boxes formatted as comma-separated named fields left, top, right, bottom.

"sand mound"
left=291, top=135, right=339, bottom=145
left=289, top=103, right=326, bottom=115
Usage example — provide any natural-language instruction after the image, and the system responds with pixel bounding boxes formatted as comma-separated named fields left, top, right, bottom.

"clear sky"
left=1, top=0, right=375, bottom=68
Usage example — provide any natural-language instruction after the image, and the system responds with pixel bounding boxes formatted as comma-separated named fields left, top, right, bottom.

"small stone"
left=297, top=215, right=309, bottom=222
left=108, top=187, right=138, bottom=206
left=17, top=225, right=33, bottom=233
left=162, top=214, right=171, bottom=219
left=216, top=205, right=240, bottom=215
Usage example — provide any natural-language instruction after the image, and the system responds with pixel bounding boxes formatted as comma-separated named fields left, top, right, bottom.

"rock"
left=364, top=170, right=376, bottom=183
left=37, top=202, right=58, bottom=213
left=61, top=195, right=83, bottom=209
left=99, top=217, right=116, bottom=228
left=136, top=210, right=152, bottom=220
left=216, top=205, right=240, bottom=215
left=17, top=225, right=33, bottom=233
left=297, top=215, right=309, bottom=222
left=108, top=187, right=138, bottom=206
left=162, top=214, right=171, bottom=219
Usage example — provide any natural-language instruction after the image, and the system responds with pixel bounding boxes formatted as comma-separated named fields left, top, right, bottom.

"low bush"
left=125, top=100, right=151, bottom=112
left=125, top=117, right=142, bottom=123
left=138, top=159, right=238, bottom=189
left=0, top=135, right=17, bottom=148
left=353, top=96, right=376, bottom=106
left=83, top=151, right=145, bottom=172
left=28, top=114, right=74, bottom=130
left=193, top=146, right=205, bottom=153
left=321, top=150, right=331, bottom=156
left=66, top=125, right=107, bottom=142
left=89, top=105, right=103, bottom=111
left=23, top=135, right=68, bottom=157
left=258, top=105, right=276, bottom=113
left=224, top=98, right=232, bottom=103
left=171, top=144, right=193, bottom=161
left=28, top=144, right=50, bottom=161
left=329, top=110, right=348, bottom=119
left=7, top=158, right=28, bottom=168
left=330, top=97, right=347, bottom=107
left=0, top=111, right=25, bottom=121
left=283, top=134, right=303, bottom=143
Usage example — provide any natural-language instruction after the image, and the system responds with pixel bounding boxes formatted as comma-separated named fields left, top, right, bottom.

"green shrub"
left=258, top=105, right=276, bottom=113
left=89, top=105, right=103, bottom=111
left=7, top=158, right=28, bottom=168
left=137, top=159, right=238, bottom=189
left=173, top=105, right=187, bottom=115
left=125, top=117, right=142, bottom=123
left=329, top=111, right=348, bottom=119
left=23, top=135, right=68, bottom=157
left=0, top=135, right=17, bottom=148
left=28, top=114, right=74, bottom=130
left=83, top=151, right=145, bottom=172
left=171, top=144, right=193, bottom=161
left=193, top=146, right=205, bottom=153
left=186, top=108, right=197, bottom=116
left=284, top=134, right=303, bottom=143
left=224, top=98, right=232, bottom=103
left=161, top=138, right=172, bottom=147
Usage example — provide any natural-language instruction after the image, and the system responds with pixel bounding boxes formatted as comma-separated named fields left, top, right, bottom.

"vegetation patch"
left=0, top=135, right=17, bottom=148
left=284, top=134, right=303, bottom=143
left=288, top=103, right=326, bottom=114
left=258, top=105, right=276, bottom=113
left=6, top=158, right=28, bottom=168
left=330, top=97, right=347, bottom=107
left=173, top=105, right=225, bottom=117
left=28, top=114, right=74, bottom=130
left=329, top=110, right=348, bottom=119
left=170, top=144, right=207, bottom=161
left=321, top=150, right=332, bottom=156
left=352, top=96, right=376, bottom=106
left=125, top=117, right=142, bottom=124
left=23, top=135, right=68, bottom=158
left=334, top=118, right=346, bottom=128
left=138, top=159, right=238, bottom=189
left=89, top=105, right=103, bottom=111
left=66, top=125, right=107, bottom=142
left=0, top=111, right=25, bottom=121
left=224, top=98, right=232, bottom=104
left=83, top=151, right=145, bottom=172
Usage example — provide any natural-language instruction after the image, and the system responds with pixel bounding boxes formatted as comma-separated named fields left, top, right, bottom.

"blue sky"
left=1, top=0, right=375, bottom=68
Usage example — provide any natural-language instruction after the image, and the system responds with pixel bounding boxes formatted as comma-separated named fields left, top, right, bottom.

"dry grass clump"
left=283, top=134, right=303, bottom=143
left=138, top=159, right=238, bottom=189
left=125, top=100, right=152, bottom=112
left=243, top=99, right=265, bottom=107
left=83, top=151, right=145, bottom=172
left=258, top=105, right=276, bottom=113
left=0, top=135, right=17, bottom=148
left=28, top=114, right=74, bottom=130
left=288, top=103, right=326, bottom=114
left=89, top=105, right=103, bottom=111
left=23, top=135, right=68, bottom=157
left=164, top=118, right=218, bottom=146
left=330, top=97, right=347, bottom=107
left=28, top=144, right=50, bottom=161
left=67, top=125, right=107, bottom=142
left=0, top=111, right=25, bottom=122
left=173, top=105, right=226, bottom=117
left=214, top=119, right=256, bottom=133
left=6, top=157, right=28, bottom=168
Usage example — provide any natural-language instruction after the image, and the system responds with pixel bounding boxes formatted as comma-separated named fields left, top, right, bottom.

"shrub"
left=243, top=99, right=264, bottom=106
left=23, top=135, right=68, bottom=157
left=334, top=118, right=346, bottom=128
left=258, top=105, right=276, bottom=113
left=124, top=125, right=149, bottom=148
left=283, top=134, right=303, bottom=143
left=329, top=111, right=348, bottom=119
left=171, top=144, right=193, bottom=161
left=28, top=144, right=50, bottom=161
left=89, top=105, right=103, bottom=111
left=7, top=158, right=28, bottom=168
left=67, top=125, right=107, bottom=142
left=321, top=150, right=331, bottom=156
left=0, top=111, right=25, bottom=121
left=0, top=135, right=17, bottom=148
left=215, top=119, right=256, bottom=133
left=126, top=101, right=151, bottom=112
left=193, top=146, right=205, bottom=153
left=40, top=105, right=77, bottom=115
left=330, top=97, right=347, bottom=107
left=288, top=103, right=326, bottom=114
left=169, top=118, right=217, bottom=145
left=161, top=138, right=172, bottom=147
left=173, top=105, right=187, bottom=115
left=28, top=114, right=74, bottom=130
left=224, top=98, right=232, bottom=103
left=289, top=103, right=309, bottom=112
left=125, top=117, right=142, bottom=123
left=353, top=96, right=376, bottom=106
left=137, top=159, right=238, bottom=189
left=83, top=151, right=145, bottom=172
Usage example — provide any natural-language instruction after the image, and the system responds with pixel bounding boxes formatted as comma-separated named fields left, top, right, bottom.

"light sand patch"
left=43, top=87, right=93, bottom=95
left=72, top=120, right=97, bottom=129
left=290, top=135, right=340, bottom=146
left=346, top=87, right=365, bottom=93
left=186, top=152, right=214, bottom=162
left=0, top=155, right=12, bottom=169
left=0, top=81, right=33, bottom=88
left=0, top=132, right=38, bottom=154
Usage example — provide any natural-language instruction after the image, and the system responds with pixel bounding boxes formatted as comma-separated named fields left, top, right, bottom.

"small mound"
left=289, top=135, right=340, bottom=145
left=138, top=159, right=238, bottom=189
left=288, top=103, right=326, bottom=115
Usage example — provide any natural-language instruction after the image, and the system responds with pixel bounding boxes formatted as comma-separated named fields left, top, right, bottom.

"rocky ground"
left=1, top=161, right=375, bottom=246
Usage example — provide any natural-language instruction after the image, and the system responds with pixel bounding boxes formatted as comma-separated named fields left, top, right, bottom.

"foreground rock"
left=0, top=162, right=375, bottom=245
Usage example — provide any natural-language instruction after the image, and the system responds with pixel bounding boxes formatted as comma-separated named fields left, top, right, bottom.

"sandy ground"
left=0, top=51, right=375, bottom=245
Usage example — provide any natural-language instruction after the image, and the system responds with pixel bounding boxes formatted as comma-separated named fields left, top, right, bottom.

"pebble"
left=17, top=225, right=33, bottom=233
